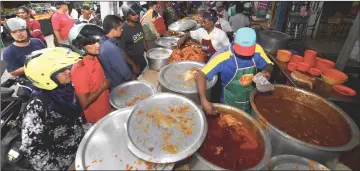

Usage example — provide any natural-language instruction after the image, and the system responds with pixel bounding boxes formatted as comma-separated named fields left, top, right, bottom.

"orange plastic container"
left=277, top=50, right=292, bottom=63
left=322, top=74, right=347, bottom=85
left=304, top=50, right=317, bottom=68
left=315, top=59, right=335, bottom=72
left=290, top=55, right=303, bottom=63
left=287, top=62, right=297, bottom=72
left=323, top=68, right=348, bottom=81
left=333, top=85, right=356, bottom=96
left=308, top=68, right=321, bottom=77
left=297, top=62, right=310, bottom=72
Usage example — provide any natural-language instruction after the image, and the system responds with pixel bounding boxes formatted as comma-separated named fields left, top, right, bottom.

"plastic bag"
left=253, top=72, right=274, bottom=92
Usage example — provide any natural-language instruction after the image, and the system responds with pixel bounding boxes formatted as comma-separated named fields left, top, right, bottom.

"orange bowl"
left=296, top=62, right=310, bottom=72
left=277, top=50, right=292, bottom=63
left=333, top=85, right=356, bottom=96
left=308, top=68, right=321, bottom=77
left=321, top=74, right=347, bottom=85
left=290, top=55, right=303, bottom=63
left=323, top=68, right=348, bottom=81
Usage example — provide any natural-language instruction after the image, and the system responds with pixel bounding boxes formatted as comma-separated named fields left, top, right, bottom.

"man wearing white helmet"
left=2, top=18, right=46, bottom=78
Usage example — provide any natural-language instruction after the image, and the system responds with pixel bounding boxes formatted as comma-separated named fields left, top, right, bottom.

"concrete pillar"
left=100, top=2, right=111, bottom=21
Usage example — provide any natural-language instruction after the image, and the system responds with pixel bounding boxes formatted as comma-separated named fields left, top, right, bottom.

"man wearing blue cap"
left=196, top=27, right=274, bottom=114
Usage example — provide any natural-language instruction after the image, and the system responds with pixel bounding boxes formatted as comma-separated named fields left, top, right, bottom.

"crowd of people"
left=1, top=1, right=272, bottom=170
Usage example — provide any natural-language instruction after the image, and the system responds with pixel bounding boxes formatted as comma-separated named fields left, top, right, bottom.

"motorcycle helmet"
left=68, top=23, right=105, bottom=55
left=122, top=1, right=143, bottom=17
left=24, top=47, right=82, bottom=90
left=3, top=18, right=27, bottom=32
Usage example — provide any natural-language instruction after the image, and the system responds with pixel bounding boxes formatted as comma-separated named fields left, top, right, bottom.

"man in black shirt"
left=118, top=2, right=147, bottom=76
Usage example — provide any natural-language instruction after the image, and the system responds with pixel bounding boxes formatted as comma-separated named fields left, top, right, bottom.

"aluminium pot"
left=187, top=103, right=272, bottom=170
left=257, top=30, right=291, bottom=55
left=158, top=61, right=217, bottom=105
left=146, top=47, right=173, bottom=71
left=263, top=155, right=329, bottom=170
left=250, top=84, right=360, bottom=169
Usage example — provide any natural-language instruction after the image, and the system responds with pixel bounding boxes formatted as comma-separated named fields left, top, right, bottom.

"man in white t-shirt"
left=215, top=17, right=232, bottom=33
left=178, top=9, right=230, bottom=61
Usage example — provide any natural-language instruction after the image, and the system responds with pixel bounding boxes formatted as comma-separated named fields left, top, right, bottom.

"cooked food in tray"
left=163, top=30, right=184, bottom=37
left=168, top=46, right=206, bottom=64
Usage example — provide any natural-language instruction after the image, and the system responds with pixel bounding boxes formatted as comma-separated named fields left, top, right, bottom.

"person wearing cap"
left=178, top=9, right=230, bottom=61
left=51, top=1, right=75, bottom=46
left=196, top=27, right=274, bottom=114
left=17, top=6, right=47, bottom=46
left=19, top=47, right=84, bottom=170
left=2, top=18, right=46, bottom=78
left=76, top=5, right=101, bottom=25
left=118, top=2, right=146, bottom=76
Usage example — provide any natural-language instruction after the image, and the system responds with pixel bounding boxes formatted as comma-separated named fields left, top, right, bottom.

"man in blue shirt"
left=2, top=18, right=46, bottom=78
left=196, top=27, right=274, bottom=114
left=100, top=15, right=135, bottom=89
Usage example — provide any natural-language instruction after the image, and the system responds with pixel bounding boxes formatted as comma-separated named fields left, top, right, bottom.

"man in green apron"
left=196, top=27, right=274, bottom=114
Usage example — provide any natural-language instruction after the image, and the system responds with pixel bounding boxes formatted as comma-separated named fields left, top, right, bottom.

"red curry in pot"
left=199, top=114, right=264, bottom=170
left=254, top=93, right=351, bottom=147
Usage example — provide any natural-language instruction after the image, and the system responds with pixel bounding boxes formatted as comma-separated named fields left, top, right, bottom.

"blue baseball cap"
left=233, top=27, right=257, bottom=56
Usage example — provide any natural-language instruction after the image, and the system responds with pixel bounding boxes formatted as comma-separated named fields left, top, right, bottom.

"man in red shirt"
left=17, top=6, right=47, bottom=46
left=51, top=1, right=74, bottom=46
left=69, top=24, right=111, bottom=123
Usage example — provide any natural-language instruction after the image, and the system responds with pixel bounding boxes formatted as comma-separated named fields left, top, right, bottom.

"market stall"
left=71, top=11, right=359, bottom=170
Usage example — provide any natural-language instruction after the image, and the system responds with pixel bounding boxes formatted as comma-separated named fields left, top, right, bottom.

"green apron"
left=224, top=56, right=257, bottom=113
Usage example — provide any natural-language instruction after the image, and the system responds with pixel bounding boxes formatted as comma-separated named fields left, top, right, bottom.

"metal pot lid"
left=155, top=37, right=179, bottom=49
left=158, top=61, right=218, bottom=94
left=110, top=80, right=157, bottom=109
left=125, top=93, right=208, bottom=163
left=259, top=30, right=291, bottom=40
left=264, top=155, right=329, bottom=170
left=146, top=48, right=173, bottom=59
left=75, top=107, right=174, bottom=170
left=168, top=20, right=197, bottom=32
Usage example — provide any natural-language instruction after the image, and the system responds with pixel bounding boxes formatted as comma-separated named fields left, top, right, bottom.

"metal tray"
left=110, top=80, right=157, bottom=109
left=162, top=31, right=185, bottom=38
left=158, top=61, right=218, bottom=94
left=155, top=37, right=179, bottom=49
left=75, top=108, right=175, bottom=170
left=146, top=48, right=173, bottom=60
left=125, top=93, right=207, bottom=163
left=168, top=20, right=197, bottom=32
left=264, top=155, right=329, bottom=170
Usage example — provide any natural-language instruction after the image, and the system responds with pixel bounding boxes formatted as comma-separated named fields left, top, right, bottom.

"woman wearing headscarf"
left=20, top=47, right=85, bottom=170
left=178, top=9, right=230, bottom=61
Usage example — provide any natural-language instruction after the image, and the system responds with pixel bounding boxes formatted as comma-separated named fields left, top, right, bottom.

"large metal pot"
left=257, top=30, right=291, bottom=55
left=158, top=61, right=218, bottom=105
left=263, top=155, right=329, bottom=170
left=187, top=103, right=272, bottom=170
left=146, top=47, right=173, bottom=71
left=250, top=84, right=360, bottom=169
